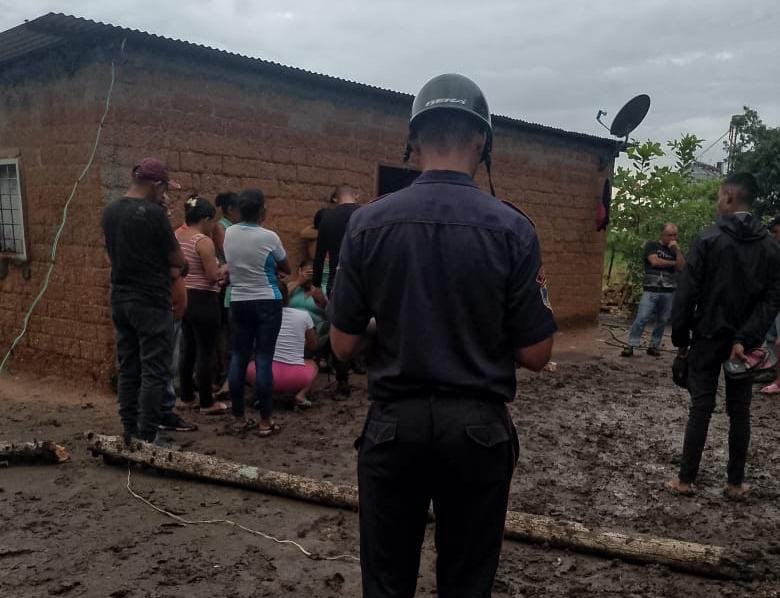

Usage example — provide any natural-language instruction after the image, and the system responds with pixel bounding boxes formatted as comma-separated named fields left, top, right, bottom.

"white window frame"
left=0, top=158, right=27, bottom=261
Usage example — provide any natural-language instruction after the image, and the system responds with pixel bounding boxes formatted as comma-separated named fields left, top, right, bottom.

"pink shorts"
left=271, top=361, right=317, bottom=393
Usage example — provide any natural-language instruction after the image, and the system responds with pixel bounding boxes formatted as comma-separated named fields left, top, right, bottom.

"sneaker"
left=334, top=382, right=352, bottom=400
left=620, top=346, right=634, bottom=357
left=158, top=412, right=198, bottom=432
left=646, top=347, right=662, bottom=357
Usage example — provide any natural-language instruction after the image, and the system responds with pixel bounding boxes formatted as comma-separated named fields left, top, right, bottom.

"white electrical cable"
left=125, top=466, right=360, bottom=563
left=0, top=59, right=117, bottom=374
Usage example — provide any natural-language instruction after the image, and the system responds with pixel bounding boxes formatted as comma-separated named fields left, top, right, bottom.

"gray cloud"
left=2, top=0, right=779, bottom=164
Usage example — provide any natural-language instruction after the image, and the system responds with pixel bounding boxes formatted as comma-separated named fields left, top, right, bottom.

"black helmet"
left=407, top=73, right=496, bottom=193
left=410, top=73, right=492, bottom=133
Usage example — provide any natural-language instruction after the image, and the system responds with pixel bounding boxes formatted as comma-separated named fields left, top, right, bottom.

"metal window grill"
left=0, top=159, right=26, bottom=260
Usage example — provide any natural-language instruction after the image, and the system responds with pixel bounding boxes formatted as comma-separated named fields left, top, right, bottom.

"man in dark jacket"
left=667, top=173, right=780, bottom=498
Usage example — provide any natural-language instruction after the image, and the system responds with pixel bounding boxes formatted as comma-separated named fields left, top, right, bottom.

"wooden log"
left=503, top=511, right=743, bottom=580
left=86, top=433, right=358, bottom=511
left=86, top=433, right=746, bottom=579
left=0, top=440, right=70, bottom=465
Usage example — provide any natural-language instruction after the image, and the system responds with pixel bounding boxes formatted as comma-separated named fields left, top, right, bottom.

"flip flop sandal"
left=294, top=398, right=313, bottom=410
left=725, top=347, right=777, bottom=379
left=199, top=401, right=229, bottom=415
left=229, top=418, right=258, bottom=433
left=759, top=382, right=780, bottom=395
left=257, top=423, right=282, bottom=437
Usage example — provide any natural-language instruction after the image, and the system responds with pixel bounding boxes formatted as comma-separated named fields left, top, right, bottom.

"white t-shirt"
left=224, top=224, right=287, bottom=301
left=274, top=307, right=315, bottom=365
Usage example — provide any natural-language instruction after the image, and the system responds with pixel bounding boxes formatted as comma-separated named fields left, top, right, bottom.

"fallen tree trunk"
left=0, top=440, right=70, bottom=465
left=87, top=433, right=745, bottom=579
left=503, top=511, right=743, bottom=579
left=86, top=433, right=357, bottom=510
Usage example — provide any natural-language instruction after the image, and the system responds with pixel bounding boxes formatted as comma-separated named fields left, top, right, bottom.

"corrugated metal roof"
left=1, top=13, right=617, bottom=149
left=0, top=21, right=65, bottom=65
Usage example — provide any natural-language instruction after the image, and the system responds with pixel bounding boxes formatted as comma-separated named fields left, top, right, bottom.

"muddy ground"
left=1, top=319, right=778, bottom=597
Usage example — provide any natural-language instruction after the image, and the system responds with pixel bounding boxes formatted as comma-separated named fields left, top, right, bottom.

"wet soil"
left=1, top=320, right=778, bottom=597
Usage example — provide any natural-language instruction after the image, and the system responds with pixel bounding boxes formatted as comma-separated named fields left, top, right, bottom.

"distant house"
left=690, top=161, right=723, bottom=182
left=0, top=13, right=616, bottom=381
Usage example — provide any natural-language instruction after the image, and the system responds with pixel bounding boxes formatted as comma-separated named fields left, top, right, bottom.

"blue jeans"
left=229, top=300, right=283, bottom=419
left=162, top=320, right=182, bottom=416
left=628, top=291, right=674, bottom=349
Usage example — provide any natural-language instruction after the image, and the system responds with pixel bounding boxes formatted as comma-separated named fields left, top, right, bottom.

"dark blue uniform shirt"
left=328, top=170, right=557, bottom=403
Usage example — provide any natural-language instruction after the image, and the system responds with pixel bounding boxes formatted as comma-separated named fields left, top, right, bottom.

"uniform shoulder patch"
left=537, top=266, right=552, bottom=311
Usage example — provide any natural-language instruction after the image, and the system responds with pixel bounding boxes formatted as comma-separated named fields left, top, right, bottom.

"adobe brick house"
left=0, top=13, right=616, bottom=381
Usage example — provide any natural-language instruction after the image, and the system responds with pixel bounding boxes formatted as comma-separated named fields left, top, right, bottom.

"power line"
left=696, top=129, right=729, bottom=161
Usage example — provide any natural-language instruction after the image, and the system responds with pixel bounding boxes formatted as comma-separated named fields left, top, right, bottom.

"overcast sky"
left=2, top=0, right=779, bottom=165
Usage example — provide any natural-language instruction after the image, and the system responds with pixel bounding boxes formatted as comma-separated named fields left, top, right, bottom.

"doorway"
left=376, top=164, right=421, bottom=196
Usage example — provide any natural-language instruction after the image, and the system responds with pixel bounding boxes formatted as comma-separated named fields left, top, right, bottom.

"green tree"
left=609, top=134, right=720, bottom=294
left=728, top=107, right=780, bottom=217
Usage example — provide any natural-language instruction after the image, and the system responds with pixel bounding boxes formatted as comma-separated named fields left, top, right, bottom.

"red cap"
left=132, top=157, right=181, bottom=189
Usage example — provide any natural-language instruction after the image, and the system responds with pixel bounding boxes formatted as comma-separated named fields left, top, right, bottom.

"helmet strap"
left=485, top=154, right=496, bottom=196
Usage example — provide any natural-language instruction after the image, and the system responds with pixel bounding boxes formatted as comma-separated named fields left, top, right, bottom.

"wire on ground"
left=125, top=466, right=360, bottom=564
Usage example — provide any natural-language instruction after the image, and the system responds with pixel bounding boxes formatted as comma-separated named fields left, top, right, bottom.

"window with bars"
left=0, top=159, right=26, bottom=260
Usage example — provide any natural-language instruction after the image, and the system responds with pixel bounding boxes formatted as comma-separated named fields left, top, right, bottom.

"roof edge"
left=8, top=12, right=616, bottom=149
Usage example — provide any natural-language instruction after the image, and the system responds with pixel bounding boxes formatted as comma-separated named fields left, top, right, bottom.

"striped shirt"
left=176, top=232, right=220, bottom=292
left=224, top=223, right=287, bottom=301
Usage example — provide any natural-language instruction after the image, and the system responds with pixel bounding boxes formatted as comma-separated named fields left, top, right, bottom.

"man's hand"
left=668, top=240, right=679, bottom=251
left=730, top=342, right=747, bottom=363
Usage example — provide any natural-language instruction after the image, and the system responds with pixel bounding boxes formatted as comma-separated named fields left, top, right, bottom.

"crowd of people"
left=102, top=158, right=361, bottom=441
left=101, top=71, right=780, bottom=597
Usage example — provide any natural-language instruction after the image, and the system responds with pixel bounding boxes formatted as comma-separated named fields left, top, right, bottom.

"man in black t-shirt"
left=622, top=223, right=686, bottom=357
left=312, top=184, right=360, bottom=298
left=101, top=158, right=186, bottom=443
left=312, top=184, right=360, bottom=398
left=327, top=74, right=556, bottom=597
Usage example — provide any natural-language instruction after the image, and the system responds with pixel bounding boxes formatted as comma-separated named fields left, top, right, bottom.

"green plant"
left=728, top=107, right=780, bottom=217
left=608, top=134, right=720, bottom=295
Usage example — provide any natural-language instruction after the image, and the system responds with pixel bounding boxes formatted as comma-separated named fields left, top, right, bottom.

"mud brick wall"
left=0, top=58, right=115, bottom=380
left=0, top=45, right=609, bottom=381
left=486, top=133, right=609, bottom=327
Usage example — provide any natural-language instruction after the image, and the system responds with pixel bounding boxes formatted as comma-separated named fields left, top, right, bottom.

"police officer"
left=327, top=74, right=557, bottom=597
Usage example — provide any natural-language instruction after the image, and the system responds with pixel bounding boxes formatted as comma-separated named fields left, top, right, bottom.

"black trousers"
left=678, top=337, right=752, bottom=485
left=112, top=301, right=173, bottom=441
left=357, top=397, right=518, bottom=598
left=180, top=289, right=221, bottom=408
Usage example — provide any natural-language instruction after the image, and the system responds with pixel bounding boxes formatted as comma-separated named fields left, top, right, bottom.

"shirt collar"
left=413, top=170, right=478, bottom=188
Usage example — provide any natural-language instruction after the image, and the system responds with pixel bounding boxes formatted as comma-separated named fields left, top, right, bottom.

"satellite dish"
left=594, top=94, right=651, bottom=170
left=609, top=94, right=651, bottom=139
